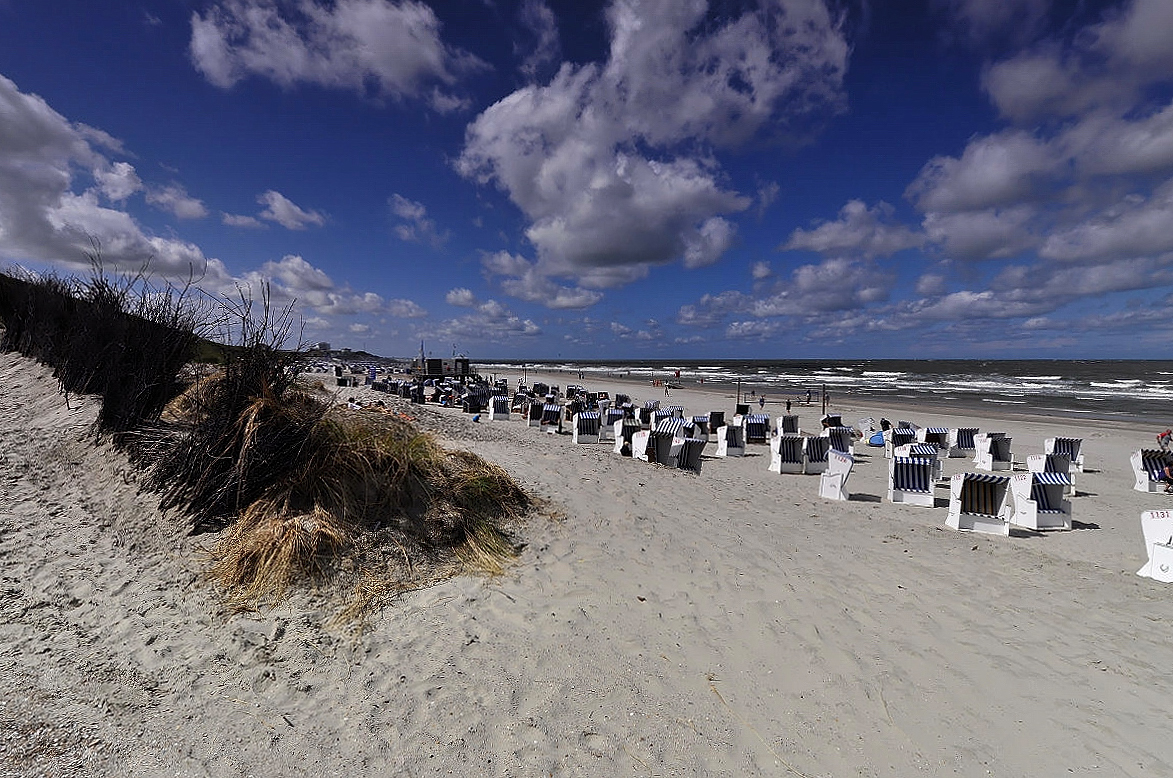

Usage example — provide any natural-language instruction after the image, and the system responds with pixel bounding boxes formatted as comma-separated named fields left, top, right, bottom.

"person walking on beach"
left=805, top=389, right=812, bottom=404
left=786, top=399, right=791, bottom=413
left=1158, top=429, right=1173, bottom=451
left=758, top=395, right=765, bottom=410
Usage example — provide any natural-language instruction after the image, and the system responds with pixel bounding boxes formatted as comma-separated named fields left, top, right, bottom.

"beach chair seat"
left=804, top=436, right=831, bottom=474
left=1131, top=449, right=1173, bottom=492
left=744, top=414, right=770, bottom=444
left=768, top=434, right=805, bottom=474
left=885, top=428, right=917, bottom=458
left=677, top=438, right=706, bottom=474
left=822, top=426, right=855, bottom=456
left=888, top=456, right=936, bottom=507
left=947, top=473, right=1012, bottom=535
left=488, top=395, right=511, bottom=421
left=707, top=411, right=725, bottom=432
left=572, top=412, right=601, bottom=444
left=1137, top=510, right=1173, bottom=582
left=1046, top=437, right=1085, bottom=472
left=918, top=427, right=949, bottom=448
left=1010, top=472, right=1072, bottom=531
left=819, top=450, right=853, bottom=501
left=820, top=414, right=843, bottom=429
left=973, top=432, right=1013, bottom=471
left=714, top=424, right=746, bottom=458
left=614, top=419, right=642, bottom=456
left=948, top=427, right=979, bottom=458
left=894, top=443, right=943, bottom=482
left=779, top=414, right=800, bottom=435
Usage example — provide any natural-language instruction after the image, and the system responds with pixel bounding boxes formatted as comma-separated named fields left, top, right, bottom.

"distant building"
left=315, top=341, right=331, bottom=352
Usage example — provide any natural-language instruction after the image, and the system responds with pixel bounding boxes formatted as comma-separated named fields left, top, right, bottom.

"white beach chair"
left=973, top=433, right=1013, bottom=471
left=526, top=401, right=544, bottom=428
left=572, top=412, right=601, bottom=444
left=779, top=414, right=800, bottom=435
left=822, top=426, right=855, bottom=456
left=1046, top=436, right=1085, bottom=472
left=1131, top=449, right=1173, bottom=492
left=819, top=450, right=853, bottom=501
left=885, top=428, right=917, bottom=459
left=540, top=403, right=562, bottom=434
left=946, top=473, right=1012, bottom=535
left=488, top=395, right=511, bottom=421
left=894, top=443, right=943, bottom=482
left=888, top=456, right=936, bottom=507
left=768, top=434, right=805, bottom=474
left=1026, top=452, right=1074, bottom=495
left=1010, top=472, right=1072, bottom=531
left=1137, top=510, right=1173, bottom=582
left=600, top=408, right=625, bottom=442
left=917, top=427, right=949, bottom=449
left=948, top=427, right=979, bottom=459
left=714, top=424, right=746, bottom=458
left=803, top=436, right=831, bottom=475
left=632, top=429, right=653, bottom=462
left=744, top=414, right=770, bottom=444
left=614, top=419, right=642, bottom=456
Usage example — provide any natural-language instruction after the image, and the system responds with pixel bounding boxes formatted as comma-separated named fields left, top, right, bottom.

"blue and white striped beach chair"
left=540, top=403, right=561, bottom=433
left=666, top=405, right=686, bottom=419
left=527, top=400, right=544, bottom=427
left=1131, top=449, right=1173, bottom=492
left=803, top=436, right=831, bottom=474
left=1026, top=452, right=1074, bottom=494
left=677, top=438, right=706, bottom=474
left=918, top=427, right=949, bottom=448
left=948, top=427, right=979, bottom=459
left=779, top=414, right=800, bottom=435
left=888, top=456, right=936, bottom=507
left=744, top=414, right=770, bottom=444
left=885, top=428, right=917, bottom=458
left=690, top=415, right=711, bottom=443
left=1010, top=472, right=1072, bottom=530
left=768, top=434, right=805, bottom=474
left=614, top=419, right=642, bottom=456
left=601, top=408, right=625, bottom=441
left=572, top=411, right=601, bottom=444
left=643, top=417, right=687, bottom=466
left=947, top=472, right=1012, bottom=535
left=895, top=442, right=943, bottom=482
left=488, top=395, right=511, bottom=421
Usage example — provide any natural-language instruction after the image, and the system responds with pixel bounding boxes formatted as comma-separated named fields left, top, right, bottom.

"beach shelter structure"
left=819, top=450, right=854, bottom=501
left=677, top=438, right=706, bottom=474
left=744, top=414, right=770, bottom=444
left=803, top=436, right=831, bottom=474
left=1137, top=509, right=1173, bottom=582
left=666, top=405, right=686, bottom=419
left=1131, top=449, right=1173, bottom=492
left=527, top=400, right=544, bottom=427
left=821, top=414, right=843, bottom=429
left=613, top=419, right=642, bottom=456
left=768, top=434, right=805, bottom=474
left=1046, top=437, right=1085, bottom=472
left=947, top=473, right=1012, bottom=535
left=973, top=432, right=1013, bottom=471
left=885, top=428, right=917, bottom=458
left=918, top=427, right=949, bottom=448
left=689, top=415, right=710, bottom=443
left=708, top=411, right=725, bottom=432
left=888, top=456, right=936, bottom=507
left=1009, top=472, right=1072, bottom=531
left=572, top=411, right=601, bottom=445
left=488, top=395, right=511, bottom=421
left=1026, top=452, right=1074, bottom=494
left=948, top=427, right=979, bottom=458
left=540, top=403, right=561, bottom=433
left=894, top=443, right=943, bottom=482
left=601, top=408, right=625, bottom=441
left=779, top=414, right=800, bottom=435
left=823, top=426, right=855, bottom=456
left=714, top=423, right=746, bottom=458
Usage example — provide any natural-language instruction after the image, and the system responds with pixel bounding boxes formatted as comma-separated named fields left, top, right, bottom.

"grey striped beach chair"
left=974, top=433, right=1013, bottom=471
left=948, top=427, right=979, bottom=458
left=803, top=436, right=831, bottom=475
left=573, top=411, right=601, bottom=444
left=768, top=434, right=805, bottom=474
left=888, top=456, right=936, bottom=507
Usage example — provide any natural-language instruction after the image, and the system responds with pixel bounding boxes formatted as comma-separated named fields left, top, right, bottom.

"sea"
left=478, top=359, right=1173, bottom=427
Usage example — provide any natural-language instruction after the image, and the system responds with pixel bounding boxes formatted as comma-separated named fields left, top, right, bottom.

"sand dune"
left=4, top=355, right=1173, bottom=777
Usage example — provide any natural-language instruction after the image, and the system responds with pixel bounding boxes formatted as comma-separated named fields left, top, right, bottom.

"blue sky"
left=1, top=0, right=1171, bottom=359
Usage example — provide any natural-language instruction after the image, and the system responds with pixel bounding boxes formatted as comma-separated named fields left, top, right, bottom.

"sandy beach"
left=4, top=353, right=1173, bottom=777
